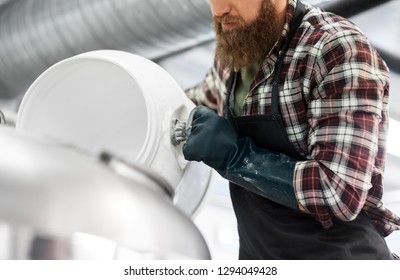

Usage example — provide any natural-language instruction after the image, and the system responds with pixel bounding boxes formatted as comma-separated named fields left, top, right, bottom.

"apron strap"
left=271, top=1, right=305, bottom=115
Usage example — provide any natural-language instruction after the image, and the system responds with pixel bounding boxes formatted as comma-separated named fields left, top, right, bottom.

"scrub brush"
left=170, top=109, right=195, bottom=146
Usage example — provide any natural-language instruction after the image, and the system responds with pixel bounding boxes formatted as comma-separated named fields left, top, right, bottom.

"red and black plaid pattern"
left=186, top=0, right=400, bottom=236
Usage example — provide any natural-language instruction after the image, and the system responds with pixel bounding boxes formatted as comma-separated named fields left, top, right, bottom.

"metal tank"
left=0, top=127, right=211, bottom=260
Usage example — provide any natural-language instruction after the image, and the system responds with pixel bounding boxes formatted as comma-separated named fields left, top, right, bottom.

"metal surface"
left=0, top=127, right=210, bottom=260
left=317, top=0, right=393, bottom=18
left=16, top=50, right=212, bottom=217
left=0, top=0, right=214, bottom=99
left=0, top=110, right=4, bottom=125
left=373, top=46, right=400, bottom=75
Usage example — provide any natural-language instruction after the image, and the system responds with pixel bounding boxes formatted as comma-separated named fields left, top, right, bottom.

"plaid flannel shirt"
left=186, top=0, right=400, bottom=236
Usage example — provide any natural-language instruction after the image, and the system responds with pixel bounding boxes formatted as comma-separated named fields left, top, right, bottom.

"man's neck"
left=275, top=0, right=289, bottom=35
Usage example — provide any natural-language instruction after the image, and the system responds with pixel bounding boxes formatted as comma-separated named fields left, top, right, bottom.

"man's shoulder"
left=293, top=4, right=376, bottom=62
left=301, top=5, right=366, bottom=43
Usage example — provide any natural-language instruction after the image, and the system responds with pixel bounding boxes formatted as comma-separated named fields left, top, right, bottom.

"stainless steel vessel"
left=0, top=127, right=210, bottom=260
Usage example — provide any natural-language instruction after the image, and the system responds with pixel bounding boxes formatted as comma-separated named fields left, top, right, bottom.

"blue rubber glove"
left=183, top=106, right=300, bottom=210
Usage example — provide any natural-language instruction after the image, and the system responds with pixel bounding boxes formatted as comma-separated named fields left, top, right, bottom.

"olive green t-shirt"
left=233, top=61, right=262, bottom=116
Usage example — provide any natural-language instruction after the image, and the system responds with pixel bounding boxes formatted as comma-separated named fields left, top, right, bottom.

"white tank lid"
left=16, top=50, right=212, bottom=217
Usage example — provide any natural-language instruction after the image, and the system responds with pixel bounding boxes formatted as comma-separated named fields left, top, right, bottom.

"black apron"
left=225, top=2, right=393, bottom=260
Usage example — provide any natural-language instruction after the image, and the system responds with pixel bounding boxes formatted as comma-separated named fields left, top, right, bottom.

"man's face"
left=210, top=0, right=280, bottom=70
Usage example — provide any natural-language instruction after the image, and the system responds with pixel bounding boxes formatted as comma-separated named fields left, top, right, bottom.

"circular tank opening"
left=17, top=58, right=149, bottom=161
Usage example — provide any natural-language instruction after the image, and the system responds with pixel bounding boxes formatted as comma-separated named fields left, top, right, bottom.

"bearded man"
left=184, top=0, right=400, bottom=259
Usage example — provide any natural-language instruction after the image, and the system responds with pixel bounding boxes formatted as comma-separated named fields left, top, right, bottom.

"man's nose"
left=210, top=0, right=231, bottom=17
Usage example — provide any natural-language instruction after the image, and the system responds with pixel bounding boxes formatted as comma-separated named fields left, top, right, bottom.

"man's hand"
left=183, top=106, right=239, bottom=171
left=182, top=106, right=300, bottom=210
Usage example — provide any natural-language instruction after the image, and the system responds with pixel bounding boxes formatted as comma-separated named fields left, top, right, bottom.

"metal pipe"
left=317, top=0, right=393, bottom=18
left=375, top=47, right=400, bottom=74
left=0, top=0, right=12, bottom=6
left=0, top=0, right=214, bottom=99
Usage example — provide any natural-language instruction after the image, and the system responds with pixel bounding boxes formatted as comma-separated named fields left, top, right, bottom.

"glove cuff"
left=219, top=137, right=300, bottom=211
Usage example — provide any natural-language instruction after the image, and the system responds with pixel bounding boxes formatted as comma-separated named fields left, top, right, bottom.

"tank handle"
left=99, top=151, right=175, bottom=199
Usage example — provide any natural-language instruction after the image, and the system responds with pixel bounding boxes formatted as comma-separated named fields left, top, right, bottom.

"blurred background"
left=0, top=0, right=399, bottom=259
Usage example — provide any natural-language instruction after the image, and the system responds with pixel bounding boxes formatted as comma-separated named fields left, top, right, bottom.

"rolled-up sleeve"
left=185, top=60, right=228, bottom=114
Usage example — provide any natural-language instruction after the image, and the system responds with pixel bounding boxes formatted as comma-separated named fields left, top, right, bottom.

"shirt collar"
left=260, top=0, right=298, bottom=72
left=271, top=0, right=297, bottom=56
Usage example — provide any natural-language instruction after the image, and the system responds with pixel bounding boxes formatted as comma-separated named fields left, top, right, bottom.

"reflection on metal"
left=0, top=109, right=14, bottom=127
left=318, top=0, right=393, bottom=18
left=0, top=110, right=4, bottom=125
left=0, top=127, right=211, bottom=260
left=0, top=0, right=11, bottom=6
left=0, top=226, right=202, bottom=260
left=0, top=0, right=213, bottom=99
left=373, top=46, right=400, bottom=74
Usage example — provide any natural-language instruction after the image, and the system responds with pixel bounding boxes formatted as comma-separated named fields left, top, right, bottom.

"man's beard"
left=213, top=0, right=280, bottom=70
